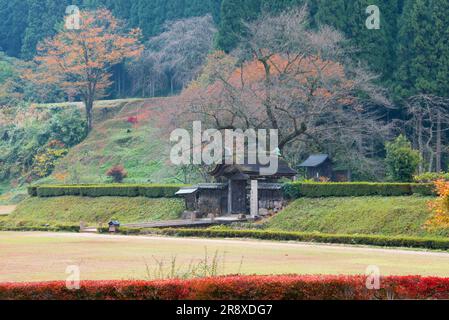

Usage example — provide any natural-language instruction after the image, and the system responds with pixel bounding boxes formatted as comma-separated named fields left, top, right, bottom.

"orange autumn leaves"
left=427, top=180, right=449, bottom=230
left=188, top=53, right=352, bottom=103
left=26, top=8, right=143, bottom=100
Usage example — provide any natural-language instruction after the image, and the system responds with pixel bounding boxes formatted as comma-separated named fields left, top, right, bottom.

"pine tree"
left=216, top=0, right=260, bottom=52
left=345, top=0, right=399, bottom=82
left=314, top=0, right=349, bottom=31
left=0, top=0, right=29, bottom=57
left=433, top=0, right=449, bottom=97
left=396, top=0, right=438, bottom=96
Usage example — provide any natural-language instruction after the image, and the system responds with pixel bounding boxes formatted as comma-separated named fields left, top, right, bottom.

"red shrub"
left=127, top=116, right=139, bottom=125
left=106, top=165, right=128, bottom=183
left=1, top=275, right=449, bottom=300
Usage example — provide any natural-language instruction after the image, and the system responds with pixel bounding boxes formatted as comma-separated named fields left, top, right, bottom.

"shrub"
left=127, top=116, right=138, bottom=125
left=105, top=227, right=449, bottom=250
left=282, top=182, right=435, bottom=199
left=414, top=172, right=449, bottom=183
left=106, top=165, right=128, bottom=183
left=427, top=180, right=449, bottom=230
left=28, top=184, right=188, bottom=198
left=1, top=276, right=449, bottom=300
left=385, top=135, right=421, bottom=182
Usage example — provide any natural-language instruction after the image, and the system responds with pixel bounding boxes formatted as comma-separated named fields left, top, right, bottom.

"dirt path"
left=0, top=206, right=16, bottom=216
left=1, top=231, right=449, bottom=283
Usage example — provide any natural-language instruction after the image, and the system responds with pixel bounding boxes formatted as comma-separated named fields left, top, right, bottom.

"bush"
left=116, top=228, right=449, bottom=250
left=385, top=135, right=421, bottom=182
left=1, top=275, right=449, bottom=300
left=106, top=165, right=128, bottom=183
left=28, top=184, right=188, bottom=198
left=414, top=172, right=449, bottom=183
left=282, top=182, right=435, bottom=198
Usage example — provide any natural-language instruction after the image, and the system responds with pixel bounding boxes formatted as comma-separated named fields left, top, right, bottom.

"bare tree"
left=178, top=7, right=391, bottom=177
left=406, top=94, right=449, bottom=173
left=128, top=15, right=216, bottom=97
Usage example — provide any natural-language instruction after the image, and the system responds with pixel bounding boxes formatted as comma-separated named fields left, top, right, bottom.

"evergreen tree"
left=396, top=0, right=439, bottom=96
left=260, top=0, right=305, bottom=13
left=21, top=0, right=70, bottom=60
left=433, top=0, right=449, bottom=97
left=0, top=0, right=29, bottom=57
left=346, top=0, right=399, bottom=82
left=216, top=0, right=260, bottom=52
left=314, top=0, right=349, bottom=31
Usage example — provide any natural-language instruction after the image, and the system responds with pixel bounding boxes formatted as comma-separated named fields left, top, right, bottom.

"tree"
left=181, top=8, right=391, bottom=161
left=106, top=164, right=128, bottom=183
left=216, top=0, right=260, bottom=52
left=385, top=134, right=420, bottom=182
left=128, top=15, right=216, bottom=96
left=406, top=95, right=449, bottom=173
left=427, top=180, right=449, bottom=230
left=0, top=0, right=29, bottom=57
left=28, top=9, right=143, bottom=132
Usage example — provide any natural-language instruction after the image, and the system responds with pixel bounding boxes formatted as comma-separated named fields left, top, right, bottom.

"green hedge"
left=282, top=182, right=435, bottom=198
left=28, top=184, right=188, bottom=198
left=107, top=227, right=449, bottom=251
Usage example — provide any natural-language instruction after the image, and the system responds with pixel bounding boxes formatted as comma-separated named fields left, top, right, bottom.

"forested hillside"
left=1, top=0, right=449, bottom=195
left=1, top=0, right=448, bottom=100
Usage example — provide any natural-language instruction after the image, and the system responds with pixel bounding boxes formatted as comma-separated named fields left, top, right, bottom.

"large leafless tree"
left=406, top=94, right=449, bottom=173
left=128, top=15, right=216, bottom=97
left=179, top=7, right=392, bottom=178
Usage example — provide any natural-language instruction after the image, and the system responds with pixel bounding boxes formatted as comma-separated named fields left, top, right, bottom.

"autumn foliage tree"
left=427, top=180, right=449, bottom=230
left=177, top=7, right=391, bottom=176
left=28, top=9, right=143, bottom=132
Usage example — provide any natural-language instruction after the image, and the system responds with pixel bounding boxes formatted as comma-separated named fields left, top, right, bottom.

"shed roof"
left=175, top=187, right=198, bottom=195
left=299, top=154, right=330, bottom=167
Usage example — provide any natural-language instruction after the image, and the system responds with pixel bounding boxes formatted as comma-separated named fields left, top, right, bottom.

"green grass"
left=3, top=231, right=449, bottom=282
left=263, top=196, right=449, bottom=238
left=6, top=196, right=185, bottom=225
left=39, top=97, right=184, bottom=185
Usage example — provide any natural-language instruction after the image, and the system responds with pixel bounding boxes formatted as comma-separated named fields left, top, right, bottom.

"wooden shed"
left=299, top=154, right=333, bottom=181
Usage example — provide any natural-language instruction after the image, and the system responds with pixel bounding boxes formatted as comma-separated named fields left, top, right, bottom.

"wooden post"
left=250, top=180, right=258, bottom=218
left=227, top=181, right=232, bottom=214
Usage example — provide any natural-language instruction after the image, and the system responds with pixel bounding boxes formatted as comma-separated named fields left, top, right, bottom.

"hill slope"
left=39, top=97, right=183, bottom=185
left=263, top=196, right=448, bottom=238
left=6, top=196, right=184, bottom=225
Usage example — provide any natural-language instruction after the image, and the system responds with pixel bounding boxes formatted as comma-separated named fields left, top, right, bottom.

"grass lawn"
left=264, top=196, right=448, bottom=238
left=37, top=97, right=184, bottom=185
left=2, top=232, right=449, bottom=282
left=0, top=206, right=16, bottom=216
left=6, top=196, right=184, bottom=225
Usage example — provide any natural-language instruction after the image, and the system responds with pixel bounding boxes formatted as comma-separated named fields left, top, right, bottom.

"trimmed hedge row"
left=28, top=182, right=436, bottom=199
left=0, top=224, right=80, bottom=233
left=282, top=182, right=435, bottom=198
left=107, top=228, right=449, bottom=250
left=2, top=275, right=449, bottom=300
left=28, top=184, right=188, bottom=198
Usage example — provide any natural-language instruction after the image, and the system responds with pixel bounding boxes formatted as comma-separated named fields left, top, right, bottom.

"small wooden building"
left=299, top=154, right=333, bottom=181
left=299, top=154, right=351, bottom=182
left=176, top=158, right=297, bottom=217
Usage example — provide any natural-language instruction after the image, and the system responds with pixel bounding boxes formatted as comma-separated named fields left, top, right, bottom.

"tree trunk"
left=417, top=116, right=423, bottom=173
left=85, top=99, right=94, bottom=133
left=436, top=110, right=442, bottom=172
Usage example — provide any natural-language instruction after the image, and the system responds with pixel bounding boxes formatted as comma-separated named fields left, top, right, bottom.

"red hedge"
left=1, top=275, right=449, bottom=300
